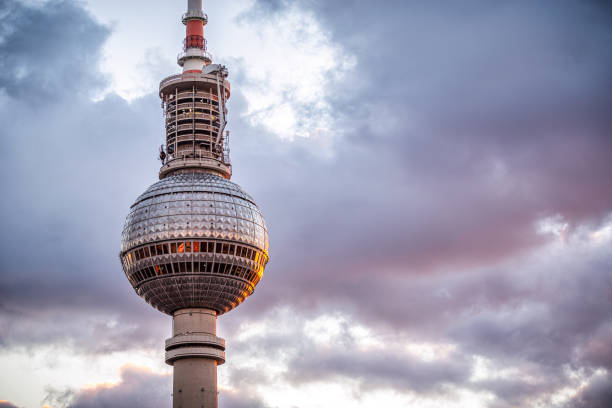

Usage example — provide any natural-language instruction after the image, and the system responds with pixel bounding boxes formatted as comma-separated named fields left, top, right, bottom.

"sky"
left=0, top=0, right=611, bottom=407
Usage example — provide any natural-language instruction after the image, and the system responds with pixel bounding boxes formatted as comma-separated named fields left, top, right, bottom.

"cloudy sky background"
left=0, top=0, right=611, bottom=407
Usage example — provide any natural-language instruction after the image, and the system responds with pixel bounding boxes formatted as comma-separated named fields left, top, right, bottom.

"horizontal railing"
left=169, top=100, right=220, bottom=110
left=182, top=10, right=207, bottom=23
left=159, top=73, right=231, bottom=95
left=165, top=346, right=225, bottom=365
left=177, top=50, right=212, bottom=63
left=165, top=333, right=225, bottom=350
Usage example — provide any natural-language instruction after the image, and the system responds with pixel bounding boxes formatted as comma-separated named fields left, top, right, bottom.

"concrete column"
left=173, top=308, right=216, bottom=336
left=166, top=308, right=225, bottom=408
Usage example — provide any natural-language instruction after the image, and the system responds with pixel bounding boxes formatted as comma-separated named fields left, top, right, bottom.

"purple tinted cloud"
left=0, top=0, right=611, bottom=407
left=65, top=365, right=170, bottom=408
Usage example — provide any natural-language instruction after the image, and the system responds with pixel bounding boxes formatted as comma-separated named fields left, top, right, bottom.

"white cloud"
left=82, top=0, right=355, bottom=140
left=235, top=3, right=355, bottom=140
left=0, top=346, right=168, bottom=408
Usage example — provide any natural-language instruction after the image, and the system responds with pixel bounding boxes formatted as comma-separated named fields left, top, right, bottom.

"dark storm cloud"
left=57, top=365, right=171, bottom=408
left=0, top=0, right=167, bottom=352
left=224, top=0, right=612, bottom=326
left=0, top=0, right=611, bottom=406
left=450, top=250, right=612, bottom=369
left=219, top=229, right=612, bottom=406
left=246, top=0, right=287, bottom=15
left=217, top=1, right=612, bottom=405
left=42, top=365, right=269, bottom=408
left=0, top=0, right=108, bottom=99
left=288, top=343, right=471, bottom=393
left=0, top=402, right=19, bottom=408
left=567, top=372, right=612, bottom=408
left=222, top=314, right=473, bottom=396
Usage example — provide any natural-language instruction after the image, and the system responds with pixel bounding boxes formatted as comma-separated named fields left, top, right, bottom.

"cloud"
left=42, top=365, right=171, bottom=408
left=288, top=346, right=471, bottom=394
left=43, top=365, right=269, bottom=408
left=217, top=221, right=612, bottom=407
left=1, top=0, right=609, bottom=351
left=229, top=0, right=612, bottom=323
left=219, top=390, right=269, bottom=408
left=1, top=0, right=611, bottom=407
left=566, top=372, right=612, bottom=408
left=0, top=0, right=168, bottom=353
left=0, top=401, right=19, bottom=408
left=0, top=0, right=109, bottom=100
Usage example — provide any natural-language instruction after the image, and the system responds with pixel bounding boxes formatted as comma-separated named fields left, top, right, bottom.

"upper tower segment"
left=179, top=0, right=211, bottom=72
left=158, top=1, right=232, bottom=180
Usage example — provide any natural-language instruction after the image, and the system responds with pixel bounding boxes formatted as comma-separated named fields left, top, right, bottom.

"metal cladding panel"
left=120, top=173, right=269, bottom=315
left=121, top=173, right=266, bottom=252
left=137, top=275, right=254, bottom=315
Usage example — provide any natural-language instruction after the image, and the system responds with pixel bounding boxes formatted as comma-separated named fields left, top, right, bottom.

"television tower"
left=119, top=1, right=269, bottom=407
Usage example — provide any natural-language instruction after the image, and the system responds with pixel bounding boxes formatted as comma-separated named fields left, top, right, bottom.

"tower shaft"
left=166, top=309, right=226, bottom=408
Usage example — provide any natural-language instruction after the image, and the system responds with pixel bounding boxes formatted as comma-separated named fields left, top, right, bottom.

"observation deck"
left=159, top=72, right=230, bottom=99
left=165, top=333, right=226, bottom=365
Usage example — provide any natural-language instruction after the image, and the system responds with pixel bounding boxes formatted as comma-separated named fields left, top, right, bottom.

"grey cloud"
left=0, top=0, right=109, bottom=100
left=222, top=313, right=472, bottom=396
left=236, top=0, right=612, bottom=272
left=449, top=244, right=612, bottom=373
left=0, top=402, right=19, bottom=408
left=244, top=0, right=287, bottom=16
left=227, top=0, right=612, bottom=327
left=288, top=347, right=471, bottom=394
left=577, top=323, right=612, bottom=371
left=219, top=390, right=269, bottom=408
left=65, top=365, right=170, bottom=408
left=43, top=366, right=268, bottom=408
left=566, top=372, right=612, bottom=408
left=218, top=227, right=612, bottom=406
left=0, top=0, right=166, bottom=352
left=473, top=377, right=563, bottom=408
left=0, top=0, right=611, bottom=406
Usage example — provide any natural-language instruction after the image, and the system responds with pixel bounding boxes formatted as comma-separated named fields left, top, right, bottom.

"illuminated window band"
left=121, top=240, right=268, bottom=287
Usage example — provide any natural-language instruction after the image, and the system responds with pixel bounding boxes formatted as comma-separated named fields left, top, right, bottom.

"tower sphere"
left=120, top=173, right=269, bottom=315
